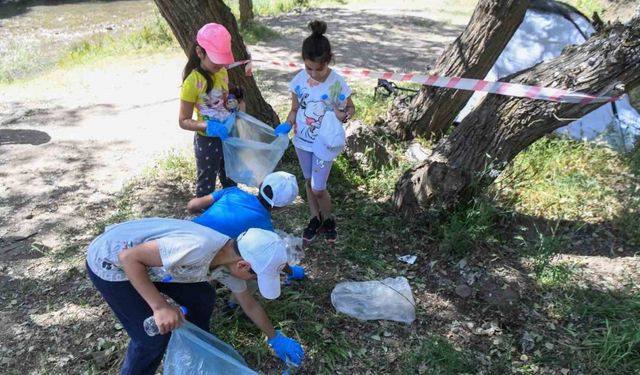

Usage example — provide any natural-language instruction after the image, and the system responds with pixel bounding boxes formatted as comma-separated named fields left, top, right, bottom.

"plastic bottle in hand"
left=143, top=306, right=188, bottom=336
left=226, top=94, right=238, bottom=112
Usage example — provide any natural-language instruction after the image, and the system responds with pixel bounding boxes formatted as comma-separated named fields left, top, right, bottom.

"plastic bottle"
left=226, top=94, right=238, bottom=112
left=337, top=94, right=346, bottom=112
left=143, top=306, right=188, bottom=336
left=282, top=359, right=299, bottom=375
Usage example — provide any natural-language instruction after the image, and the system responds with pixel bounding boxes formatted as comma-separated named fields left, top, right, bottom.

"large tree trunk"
left=153, top=0, right=278, bottom=124
left=393, top=15, right=640, bottom=213
left=386, top=0, right=529, bottom=140
left=239, top=0, right=254, bottom=29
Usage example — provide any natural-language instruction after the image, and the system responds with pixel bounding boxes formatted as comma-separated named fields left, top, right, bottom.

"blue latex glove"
left=288, top=265, right=305, bottom=281
left=206, top=119, right=229, bottom=140
left=267, top=330, right=304, bottom=366
left=274, top=123, right=292, bottom=136
left=284, top=265, right=305, bottom=286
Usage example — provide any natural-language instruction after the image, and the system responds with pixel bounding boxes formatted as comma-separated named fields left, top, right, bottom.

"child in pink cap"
left=178, top=23, right=245, bottom=198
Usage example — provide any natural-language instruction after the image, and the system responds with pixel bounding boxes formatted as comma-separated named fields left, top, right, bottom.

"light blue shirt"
left=192, top=187, right=273, bottom=238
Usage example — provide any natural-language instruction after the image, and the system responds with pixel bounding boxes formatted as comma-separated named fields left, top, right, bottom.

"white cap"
left=236, top=228, right=287, bottom=299
left=260, top=171, right=298, bottom=207
left=312, top=111, right=346, bottom=161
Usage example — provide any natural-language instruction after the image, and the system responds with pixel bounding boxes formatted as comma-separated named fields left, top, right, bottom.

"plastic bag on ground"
left=163, top=321, right=259, bottom=375
left=330, top=277, right=416, bottom=324
left=223, top=112, right=289, bottom=187
left=275, top=229, right=304, bottom=266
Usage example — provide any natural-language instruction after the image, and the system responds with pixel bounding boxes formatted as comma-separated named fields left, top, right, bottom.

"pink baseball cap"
left=196, top=23, right=235, bottom=65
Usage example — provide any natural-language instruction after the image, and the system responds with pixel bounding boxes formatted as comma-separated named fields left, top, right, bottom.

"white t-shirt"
left=288, top=69, right=352, bottom=151
left=86, top=218, right=247, bottom=293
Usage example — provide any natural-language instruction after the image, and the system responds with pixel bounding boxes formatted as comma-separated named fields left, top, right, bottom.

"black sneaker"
left=323, top=218, right=337, bottom=244
left=303, top=216, right=322, bottom=244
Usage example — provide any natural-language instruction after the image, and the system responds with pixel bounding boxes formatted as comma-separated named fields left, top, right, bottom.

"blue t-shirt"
left=192, top=187, right=273, bottom=238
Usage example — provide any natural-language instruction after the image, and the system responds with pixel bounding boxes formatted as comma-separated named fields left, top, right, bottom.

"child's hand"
left=274, top=123, right=292, bottom=136
left=153, top=304, right=185, bottom=334
left=332, top=104, right=348, bottom=123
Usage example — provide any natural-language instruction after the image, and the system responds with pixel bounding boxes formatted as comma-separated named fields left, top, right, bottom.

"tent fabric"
left=455, top=0, right=640, bottom=152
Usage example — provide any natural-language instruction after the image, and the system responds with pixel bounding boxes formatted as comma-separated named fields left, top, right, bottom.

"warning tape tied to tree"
left=227, top=59, right=619, bottom=105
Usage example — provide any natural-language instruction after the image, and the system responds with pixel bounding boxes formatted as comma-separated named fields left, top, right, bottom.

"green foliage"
left=351, top=83, right=394, bottom=125
left=239, top=22, right=281, bottom=44
left=224, top=0, right=335, bottom=18
left=58, top=16, right=177, bottom=67
left=563, top=0, right=604, bottom=16
left=553, top=288, right=640, bottom=374
left=495, top=137, right=630, bottom=223
left=401, top=336, right=474, bottom=375
left=438, top=199, right=498, bottom=260
left=0, top=41, right=42, bottom=84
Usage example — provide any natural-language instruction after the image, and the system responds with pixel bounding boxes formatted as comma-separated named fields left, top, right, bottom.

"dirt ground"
left=0, top=1, right=638, bottom=374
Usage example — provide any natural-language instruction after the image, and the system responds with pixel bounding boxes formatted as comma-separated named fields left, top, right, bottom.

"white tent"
left=456, top=0, right=640, bottom=152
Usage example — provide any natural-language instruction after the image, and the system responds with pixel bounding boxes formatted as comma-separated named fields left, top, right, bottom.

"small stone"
left=455, top=285, right=472, bottom=298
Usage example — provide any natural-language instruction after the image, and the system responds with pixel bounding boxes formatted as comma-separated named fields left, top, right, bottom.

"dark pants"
left=87, top=263, right=216, bottom=375
left=194, top=134, right=236, bottom=197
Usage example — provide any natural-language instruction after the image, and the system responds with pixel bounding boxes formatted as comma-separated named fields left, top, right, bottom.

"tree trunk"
left=386, top=0, right=529, bottom=140
left=239, top=0, right=254, bottom=29
left=153, top=0, right=279, bottom=124
left=393, top=15, right=640, bottom=213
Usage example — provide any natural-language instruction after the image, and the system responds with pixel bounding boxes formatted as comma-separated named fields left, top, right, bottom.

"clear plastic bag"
left=223, top=112, right=290, bottom=187
left=275, top=229, right=304, bottom=266
left=330, top=277, right=416, bottom=324
left=163, top=321, right=259, bottom=375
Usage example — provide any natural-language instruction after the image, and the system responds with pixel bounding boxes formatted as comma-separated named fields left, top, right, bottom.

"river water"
left=0, top=0, right=157, bottom=82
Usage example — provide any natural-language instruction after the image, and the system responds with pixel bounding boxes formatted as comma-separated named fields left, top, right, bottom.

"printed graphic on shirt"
left=293, top=80, right=344, bottom=142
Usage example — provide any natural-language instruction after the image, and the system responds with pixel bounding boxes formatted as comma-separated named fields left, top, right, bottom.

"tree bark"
left=153, top=0, right=279, bottom=124
left=385, top=0, right=529, bottom=140
left=393, top=15, right=640, bottom=213
left=239, top=0, right=254, bottom=29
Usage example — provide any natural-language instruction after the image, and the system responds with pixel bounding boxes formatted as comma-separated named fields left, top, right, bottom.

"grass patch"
left=224, top=0, right=345, bottom=18
left=58, top=15, right=177, bottom=67
left=239, top=22, right=281, bottom=44
left=437, top=199, right=499, bottom=260
left=495, top=137, right=631, bottom=223
left=563, top=0, right=605, bottom=16
left=351, top=83, right=394, bottom=125
left=401, top=336, right=474, bottom=375
left=0, top=40, right=43, bottom=84
left=551, top=288, right=640, bottom=374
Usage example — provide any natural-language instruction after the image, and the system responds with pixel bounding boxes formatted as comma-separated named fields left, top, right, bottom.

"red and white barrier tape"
left=227, top=59, right=618, bottom=104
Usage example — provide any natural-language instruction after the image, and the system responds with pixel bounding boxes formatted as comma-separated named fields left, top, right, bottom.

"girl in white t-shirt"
left=282, top=20, right=356, bottom=245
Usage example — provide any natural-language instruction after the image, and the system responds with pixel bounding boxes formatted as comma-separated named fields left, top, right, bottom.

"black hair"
left=182, top=42, right=213, bottom=94
left=302, top=20, right=332, bottom=64
left=257, top=184, right=274, bottom=210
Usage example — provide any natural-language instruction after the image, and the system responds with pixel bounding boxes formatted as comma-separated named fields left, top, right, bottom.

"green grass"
left=224, top=0, right=344, bottom=18
left=438, top=199, right=498, bottom=260
left=0, top=41, right=43, bottom=84
left=58, top=15, right=177, bottom=67
left=351, top=83, right=395, bottom=125
left=563, top=0, right=605, bottom=16
left=494, top=137, right=632, bottom=223
left=239, top=21, right=281, bottom=44
left=401, top=336, right=474, bottom=375
left=548, top=288, right=640, bottom=374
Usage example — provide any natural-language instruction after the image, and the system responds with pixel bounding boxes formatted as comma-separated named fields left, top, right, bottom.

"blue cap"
left=162, top=275, right=173, bottom=283
left=338, top=94, right=345, bottom=101
left=179, top=306, right=188, bottom=315
left=321, top=94, right=328, bottom=100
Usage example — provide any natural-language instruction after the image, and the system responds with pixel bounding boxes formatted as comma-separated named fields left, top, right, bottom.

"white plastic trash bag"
left=331, top=277, right=416, bottom=324
left=223, top=112, right=289, bottom=187
left=164, top=321, right=259, bottom=375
